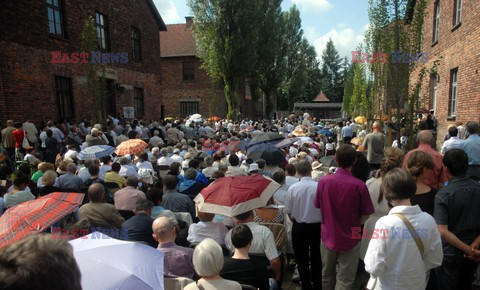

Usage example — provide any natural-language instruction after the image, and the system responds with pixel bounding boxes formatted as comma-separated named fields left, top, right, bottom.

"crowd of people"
left=0, top=114, right=479, bottom=290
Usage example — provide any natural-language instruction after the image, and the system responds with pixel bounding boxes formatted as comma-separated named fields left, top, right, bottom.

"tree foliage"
left=81, top=16, right=106, bottom=122
left=320, top=39, right=343, bottom=103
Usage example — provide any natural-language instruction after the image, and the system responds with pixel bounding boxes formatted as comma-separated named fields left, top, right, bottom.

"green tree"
left=303, top=41, right=322, bottom=103
left=81, top=16, right=106, bottom=122
left=280, top=6, right=307, bottom=111
left=320, top=39, right=343, bottom=103
left=255, top=0, right=286, bottom=117
left=188, top=0, right=260, bottom=119
left=365, top=0, right=428, bottom=145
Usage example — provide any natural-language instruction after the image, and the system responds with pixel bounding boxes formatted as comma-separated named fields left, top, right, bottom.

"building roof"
left=145, top=0, right=167, bottom=31
left=294, top=103, right=342, bottom=109
left=160, top=23, right=197, bottom=57
left=313, top=91, right=330, bottom=102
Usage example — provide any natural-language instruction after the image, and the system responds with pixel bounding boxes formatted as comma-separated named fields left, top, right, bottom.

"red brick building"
left=411, top=0, right=480, bottom=145
left=0, top=0, right=166, bottom=124
left=159, top=17, right=229, bottom=118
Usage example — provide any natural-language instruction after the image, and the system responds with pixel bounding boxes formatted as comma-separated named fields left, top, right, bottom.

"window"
left=448, top=68, right=458, bottom=117
left=180, top=101, right=199, bottom=116
left=183, top=62, right=195, bottom=81
left=55, top=76, right=74, bottom=119
left=134, top=88, right=145, bottom=117
left=453, top=0, right=462, bottom=27
left=432, top=1, right=440, bottom=43
left=131, top=27, right=141, bottom=60
left=430, top=74, right=439, bottom=114
left=95, top=12, right=108, bottom=50
left=46, top=0, right=64, bottom=36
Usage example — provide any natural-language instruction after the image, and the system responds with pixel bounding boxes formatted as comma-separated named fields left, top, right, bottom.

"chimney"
left=185, top=16, right=193, bottom=30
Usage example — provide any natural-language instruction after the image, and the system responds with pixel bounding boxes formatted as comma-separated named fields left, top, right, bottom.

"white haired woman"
left=184, top=238, right=241, bottom=290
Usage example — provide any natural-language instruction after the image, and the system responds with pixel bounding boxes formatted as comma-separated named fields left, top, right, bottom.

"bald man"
left=79, top=183, right=125, bottom=229
left=152, top=216, right=195, bottom=278
left=403, top=130, right=447, bottom=189
left=361, top=121, right=386, bottom=169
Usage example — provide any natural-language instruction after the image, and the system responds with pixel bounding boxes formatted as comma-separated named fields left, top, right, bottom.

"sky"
left=153, top=0, right=370, bottom=60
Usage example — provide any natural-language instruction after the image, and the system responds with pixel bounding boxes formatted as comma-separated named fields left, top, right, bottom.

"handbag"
left=22, top=131, right=30, bottom=149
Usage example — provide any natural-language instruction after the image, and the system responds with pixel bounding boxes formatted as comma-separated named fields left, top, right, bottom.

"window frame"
left=182, top=61, right=195, bottom=81
left=46, top=0, right=65, bottom=37
left=131, top=26, right=142, bottom=60
left=453, top=0, right=462, bottom=28
left=430, top=74, right=439, bottom=114
left=448, top=68, right=458, bottom=117
left=95, top=12, right=109, bottom=51
left=134, top=88, right=145, bottom=118
left=55, top=76, right=75, bottom=119
left=432, top=0, right=440, bottom=44
left=180, top=101, right=199, bottom=117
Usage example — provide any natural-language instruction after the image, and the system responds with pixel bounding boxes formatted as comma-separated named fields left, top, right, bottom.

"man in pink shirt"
left=114, top=176, right=146, bottom=211
left=314, top=145, right=374, bottom=289
left=403, top=130, right=447, bottom=189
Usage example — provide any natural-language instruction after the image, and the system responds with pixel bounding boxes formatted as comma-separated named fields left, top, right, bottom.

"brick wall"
left=411, top=0, right=480, bottom=147
left=0, top=0, right=163, bottom=124
left=160, top=56, right=228, bottom=118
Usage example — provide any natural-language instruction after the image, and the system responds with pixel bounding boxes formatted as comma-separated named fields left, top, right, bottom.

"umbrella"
left=294, top=137, right=314, bottom=147
left=351, top=137, right=363, bottom=146
left=319, top=156, right=338, bottom=167
left=208, top=116, right=221, bottom=122
left=70, top=232, right=164, bottom=290
left=247, top=143, right=286, bottom=166
left=115, top=139, right=148, bottom=156
left=77, top=145, right=115, bottom=160
left=247, top=132, right=284, bottom=148
left=194, top=175, right=280, bottom=217
left=275, top=137, right=300, bottom=149
left=318, top=129, right=334, bottom=137
left=355, top=116, right=367, bottom=124
left=0, top=192, right=84, bottom=249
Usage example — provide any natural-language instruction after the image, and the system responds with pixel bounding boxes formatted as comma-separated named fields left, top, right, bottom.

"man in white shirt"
left=187, top=212, right=228, bottom=245
left=285, top=161, right=322, bottom=290
left=170, top=149, right=183, bottom=164
left=284, top=164, right=299, bottom=189
left=118, top=157, right=141, bottom=179
left=157, top=148, right=173, bottom=167
left=225, top=210, right=281, bottom=282
left=226, top=154, right=247, bottom=177
left=441, top=126, right=463, bottom=155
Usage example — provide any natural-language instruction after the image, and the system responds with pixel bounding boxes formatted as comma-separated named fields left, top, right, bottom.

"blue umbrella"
left=78, top=145, right=115, bottom=160
left=318, top=129, right=334, bottom=137
left=275, top=137, right=300, bottom=149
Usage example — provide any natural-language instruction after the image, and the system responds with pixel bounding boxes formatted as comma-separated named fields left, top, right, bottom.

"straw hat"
left=296, top=152, right=308, bottom=161
left=312, top=161, right=322, bottom=170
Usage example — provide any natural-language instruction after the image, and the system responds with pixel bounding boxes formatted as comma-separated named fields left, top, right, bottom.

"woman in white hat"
left=311, top=161, right=325, bottom=181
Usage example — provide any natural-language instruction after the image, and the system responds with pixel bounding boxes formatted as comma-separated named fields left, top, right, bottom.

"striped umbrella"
left=194, top=175, right=280, bottom=217
left=78, top=145, right=115, bottom=160
left=0, top=192, right=84, bottom=249
left=115, top=139, right=148, bottom=156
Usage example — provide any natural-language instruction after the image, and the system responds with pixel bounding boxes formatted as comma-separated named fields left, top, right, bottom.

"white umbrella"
left=69, top=232, right=164, bottom=290
left=294, top=137, right=314, bottom=147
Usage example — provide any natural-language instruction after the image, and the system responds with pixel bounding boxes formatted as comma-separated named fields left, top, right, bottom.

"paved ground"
left=282, top=262, right=370, bottom=290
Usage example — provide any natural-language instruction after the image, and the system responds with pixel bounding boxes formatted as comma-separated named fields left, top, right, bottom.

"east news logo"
left=351, top=51, right=428, bottom=64
left=51, top=51, right=128, bottom=64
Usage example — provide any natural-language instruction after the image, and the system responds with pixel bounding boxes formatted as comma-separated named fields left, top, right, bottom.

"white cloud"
left=291, top=0, right=333, bottom=13
left=305, top=24, right=369, bottom=60
left=153, top=0, right=182, bottom=24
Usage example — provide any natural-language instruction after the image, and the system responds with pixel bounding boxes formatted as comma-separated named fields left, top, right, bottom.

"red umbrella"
left=0, top=192, right=84, bottom=249
left=194, top=175, right=280, bottom=217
